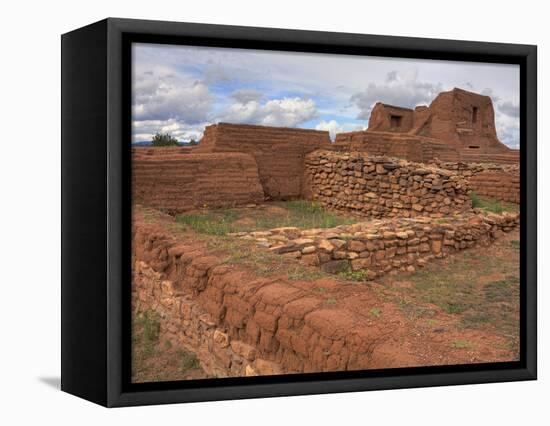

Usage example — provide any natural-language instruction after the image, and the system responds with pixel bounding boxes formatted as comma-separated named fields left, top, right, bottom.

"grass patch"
left=370, top=307, right=381, bottom=318
left=510, top=240, right=520, bottom=250
left=132, top=310, right=161, bottom=379
left=339, top=267, right=370, bottom=282
left=325, top=298, right=337, bottom=305
left=205, top=236, right=328, bottom=282
left=483, top=276, right=518, bottom=303
left=470, top=192, right=518, bottom=214
left=176, top=201, right=356, bottom=236
left=459, top=311, right=491, bottom=329
left=381, top=232, right=520, bottom=355
left=178, top=349, right=200, bottom=373
left=134, top=310, right=160, bottom=357
left=176, top=209, right=238, bottom=235
left=452, top=340, right=472, bottom=349
left=408, top=267, right=476, bottom=314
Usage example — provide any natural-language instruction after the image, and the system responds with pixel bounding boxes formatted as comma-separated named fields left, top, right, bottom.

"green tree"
left=188, top=139, right=198, bottom=146
left=151, top=132, right=180, bottom=147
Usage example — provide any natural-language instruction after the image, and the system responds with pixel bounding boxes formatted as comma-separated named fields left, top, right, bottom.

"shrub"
left=151, top=132, right=180, bottom=147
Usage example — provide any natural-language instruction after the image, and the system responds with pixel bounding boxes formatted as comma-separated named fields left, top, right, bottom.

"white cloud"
left=132, top=44, right=520, bottom=147
left=221, top=97, right=318, bottom=127
left=498, top=100, right=519, bottom=118
left=132, top=119, right=208, bottom=142
left=315, top=120, right=344, bottom=140
left=132, top=65, right=213, bottom=124
left=315, top=120, right=368, bottom=140
left=350, top=69, right=443, bottom=120
left=495, top=113, right=520, bottom=149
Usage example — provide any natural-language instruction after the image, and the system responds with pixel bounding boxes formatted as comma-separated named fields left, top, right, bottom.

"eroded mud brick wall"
left=304, top=150, right=471, bottom=218
left=468, top=171, right=520, bottom=203
left=435, top=162, right=520, bottom=204
left=132, top=146, right=195, bottom=158
left=132, top=213, right=400, bottom=378
left=132, top=152, right=264, bottom=213
left=333, top=131, right=461, bottom=163
left=195, top=123, right=331, bottom=199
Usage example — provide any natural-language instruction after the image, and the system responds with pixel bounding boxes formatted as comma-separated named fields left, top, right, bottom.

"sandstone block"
left=351, top=258, right=372, bottom=271
left=230, top=340, right=257, bottom=361
left=213, top=329, right=230, bottom=348
left=254, top=359, right=283, bottom=376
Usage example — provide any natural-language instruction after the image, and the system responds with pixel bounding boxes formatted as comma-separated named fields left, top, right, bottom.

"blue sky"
left=132, top=43, right=520, bottom=148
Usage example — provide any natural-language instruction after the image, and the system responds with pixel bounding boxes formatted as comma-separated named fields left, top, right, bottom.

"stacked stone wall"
left=304, top=150, right=472, bottom=218
left=233, top=213, right=519, bottom=280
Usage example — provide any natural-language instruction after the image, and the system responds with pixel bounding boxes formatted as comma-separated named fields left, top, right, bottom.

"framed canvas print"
left=61, top=18, right=537, bottom=407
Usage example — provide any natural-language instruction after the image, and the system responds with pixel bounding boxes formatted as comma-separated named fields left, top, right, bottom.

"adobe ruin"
left=335, top=88, right=519, bottom=164
left=131, top=88, right=520, bottom=379
left=194, top=123, right=331, bottom=199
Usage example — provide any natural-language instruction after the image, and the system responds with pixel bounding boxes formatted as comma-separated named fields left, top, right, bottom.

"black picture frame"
left=61, top=17, right=537, bottom=407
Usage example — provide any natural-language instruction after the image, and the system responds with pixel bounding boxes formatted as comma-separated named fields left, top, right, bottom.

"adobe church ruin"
left=335, top=88, right=519, bottom=164
left=131, top=88, right=520, bottom=379
left=133, top=88, right=519, bottom=211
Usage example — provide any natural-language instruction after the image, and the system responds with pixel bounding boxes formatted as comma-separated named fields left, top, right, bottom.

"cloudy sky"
left=132, top=43, right=520, bottom=148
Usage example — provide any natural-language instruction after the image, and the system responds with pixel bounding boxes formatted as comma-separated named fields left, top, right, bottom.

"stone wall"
left=304, top=150, right=472, bottom=218
left=132, top=152, right=264, bottom=213
left=195, top=123, right=331, bottom=199
left=233, top=213, right=519, bottom=280
left=132, top=212, right=402, bottom=378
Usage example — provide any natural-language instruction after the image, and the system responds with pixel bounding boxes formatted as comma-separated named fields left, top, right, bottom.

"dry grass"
left=381, top=230, right=520, bottom=353
left=176, top=200, right=357, bottom=235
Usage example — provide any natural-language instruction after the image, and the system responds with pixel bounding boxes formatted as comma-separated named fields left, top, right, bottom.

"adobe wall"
left=132, top=213, right=401, bottom=377
left=469, top=171, right=519, bottom=203
left=427, top=88, right=509, bottom=155
left=368, top=103, right=414, bottom=132
left=132, top=152, right=264, bottom=213
left=304, top=150, right=472, bottom=218
left=234, top=212, right=519, bottom=280
left=132, top=146, right=195, bottom=158
left=434, top=161, right=520, bottom=203
left=195, top=123, right=331, bottom=199
left=333, top=131, right=461, bottom=163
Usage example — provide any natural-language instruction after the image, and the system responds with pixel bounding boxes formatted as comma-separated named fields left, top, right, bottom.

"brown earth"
left=132, top=205, right=519, bottom=380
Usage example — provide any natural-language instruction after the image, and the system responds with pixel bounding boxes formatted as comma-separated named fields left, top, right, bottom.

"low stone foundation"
left=304, top=150, right=472, bottom=218
left=231, top=212, right=519, bottom=280
left=132, top=213, right=403, bottom=379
